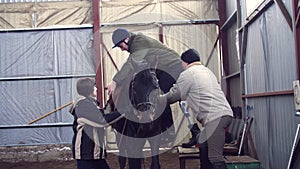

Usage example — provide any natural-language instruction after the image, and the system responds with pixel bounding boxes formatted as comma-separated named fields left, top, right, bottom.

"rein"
left=107, top=89, right=128, bottom=146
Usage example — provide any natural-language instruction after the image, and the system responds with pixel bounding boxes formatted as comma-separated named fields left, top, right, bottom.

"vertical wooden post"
left=218, top=0, right=231, bottom=103
left=93, top=0, right=104, bottom=107
left=159, top=24, right=164, bottom=43
left=294, top=0, right=300, bottom=80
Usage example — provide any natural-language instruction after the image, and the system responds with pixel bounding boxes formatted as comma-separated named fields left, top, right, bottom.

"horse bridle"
left=130, top=70, right=158, bottom=122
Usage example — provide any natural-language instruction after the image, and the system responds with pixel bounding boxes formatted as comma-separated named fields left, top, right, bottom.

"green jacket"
left=113, top=33, right=182, bottom=84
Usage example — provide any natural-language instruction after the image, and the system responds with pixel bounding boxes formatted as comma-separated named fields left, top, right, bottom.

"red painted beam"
left=93, top=0, right=104, bottom=107
left=294, top=0, right=300, bottom=80
left=218, top=0, right=231, bottom=104
left=159, top=24, right=164, bottom=43
left=242, top=90, right=293, bottom=98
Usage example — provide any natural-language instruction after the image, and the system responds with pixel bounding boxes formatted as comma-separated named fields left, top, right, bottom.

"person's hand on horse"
left=107, top=81, right=116, bottom=95
left=158, top=94, right=168, bottom=104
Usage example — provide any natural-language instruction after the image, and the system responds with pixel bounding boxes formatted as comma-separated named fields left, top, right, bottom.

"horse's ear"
left=145, top=55, right=158, bottom=70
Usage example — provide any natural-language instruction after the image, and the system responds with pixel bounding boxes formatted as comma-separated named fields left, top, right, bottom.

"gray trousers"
left=198, top=115, right=232, bottom=164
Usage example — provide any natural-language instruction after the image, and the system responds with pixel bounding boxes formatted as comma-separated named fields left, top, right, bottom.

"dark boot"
left=150, top=155, right=161, bottom=169
left=118, top=156, right=126, bottom=169
left=128, top=157, right=142, bottom=169
left=182, top=123, right=200, bottom=148
left=212, top=161, right=227, bottom=169
left=199, top=141, right=212, bottom=169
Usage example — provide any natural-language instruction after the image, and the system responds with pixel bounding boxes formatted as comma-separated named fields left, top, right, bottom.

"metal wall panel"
left=245, top=4, right=296, bottom=94
left=229, top=76, right=242, bottom=106
left=226, top=0, right=237, bottom=18
left=0, top=28, right=94, bottom=146
left=227, top=21, right=240, bottom=74
left=247, top=96, right=298, bottom=169
left=243, top=4, right=299, bottom=169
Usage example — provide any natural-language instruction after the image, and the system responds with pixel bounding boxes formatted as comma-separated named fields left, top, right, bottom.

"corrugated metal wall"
left=225, top=1, right=300, bottom=168
left=245, top=4, right=298, bottom=167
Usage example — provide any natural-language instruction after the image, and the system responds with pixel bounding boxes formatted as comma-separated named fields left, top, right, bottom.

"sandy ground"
left=0, top=150, right=200, bottom=169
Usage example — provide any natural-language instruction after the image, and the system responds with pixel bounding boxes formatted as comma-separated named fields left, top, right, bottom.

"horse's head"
left=129, top=57, right=161, bottom=123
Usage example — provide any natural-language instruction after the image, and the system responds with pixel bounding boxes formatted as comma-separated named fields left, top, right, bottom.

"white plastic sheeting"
left=0, top=0, right=220, bottom=146
left=101, top=0, right=218, bottom=23
left=0, top=1, right=92, bottom=29
left=0, top=28, right=95, bottom=145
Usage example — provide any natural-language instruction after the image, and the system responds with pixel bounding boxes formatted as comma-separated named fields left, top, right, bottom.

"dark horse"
left=106, top=57, right=166, bottom=169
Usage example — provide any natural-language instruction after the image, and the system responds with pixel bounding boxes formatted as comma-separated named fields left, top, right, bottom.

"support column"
left=93, top=0, right=104, bottom=107
left=218, top=0, right=231, bottom=103
left=294, top=0, right=300, bottom=80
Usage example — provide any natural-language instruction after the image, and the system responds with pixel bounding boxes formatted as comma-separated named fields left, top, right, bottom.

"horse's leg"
left=113, top=116, right=128, bottom=169
left=127, top=139, right=145, bottom=169
left=148, top=136, right=161, bottom=169
left=128, top=157, right=142, bottom=169
left=118, top=156, right=126, bottom=169
left=116, top=133, right=127, bottom=169
left=126, top=122, right=146, bottom=169
left=157, top=104, right=176, bottom=146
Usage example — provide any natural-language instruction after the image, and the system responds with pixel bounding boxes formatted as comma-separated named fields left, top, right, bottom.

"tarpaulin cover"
left=0, top=0, right=219, bottom=146
left=0, top=28, right=95, bottom=145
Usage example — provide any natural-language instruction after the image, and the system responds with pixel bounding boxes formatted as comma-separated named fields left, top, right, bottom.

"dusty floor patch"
left=0, top=144, right=200, bottom=169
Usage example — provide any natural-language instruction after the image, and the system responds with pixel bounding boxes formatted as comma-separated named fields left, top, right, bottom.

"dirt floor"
left=0, top=150, right=200, bottom=169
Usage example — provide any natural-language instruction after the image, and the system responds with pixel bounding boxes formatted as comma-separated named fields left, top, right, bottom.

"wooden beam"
left=159, top=24, right=164, bottom=43
left=240, top=27, right=249, bottom=66
left=296, top=9, right=300, bottom=28
left=238, top=0, right=274, bottom=32
left=220, top=10, right=237, bottom=31
left=274, top=0, right=293, bottom=30
left=288, top=124, right=300, bottom=169
left=294, top=0, right=300, bottom=80
left=102, top=43, right=119, bottom=71
left=204, top=34, right=219, bottom=67
left=218, top=0, right=231, bottom=103
left=223, top=71, right=240, bottom=80
left=93, top=0, right=104, bottom=107
left=28, top=101, right=74, bottom=124
left=242, top=90, right=293, bottom=98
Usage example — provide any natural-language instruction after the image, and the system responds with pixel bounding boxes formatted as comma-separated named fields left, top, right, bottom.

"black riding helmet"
left=112, top=28, right=130, bottom=48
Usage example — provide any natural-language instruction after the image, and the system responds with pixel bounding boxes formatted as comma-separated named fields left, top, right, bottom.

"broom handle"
left=27, top=101, right=74, bottom=125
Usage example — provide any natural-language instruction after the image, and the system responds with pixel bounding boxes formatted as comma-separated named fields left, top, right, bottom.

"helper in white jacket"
left=162, top=48, right=233, bottom=169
